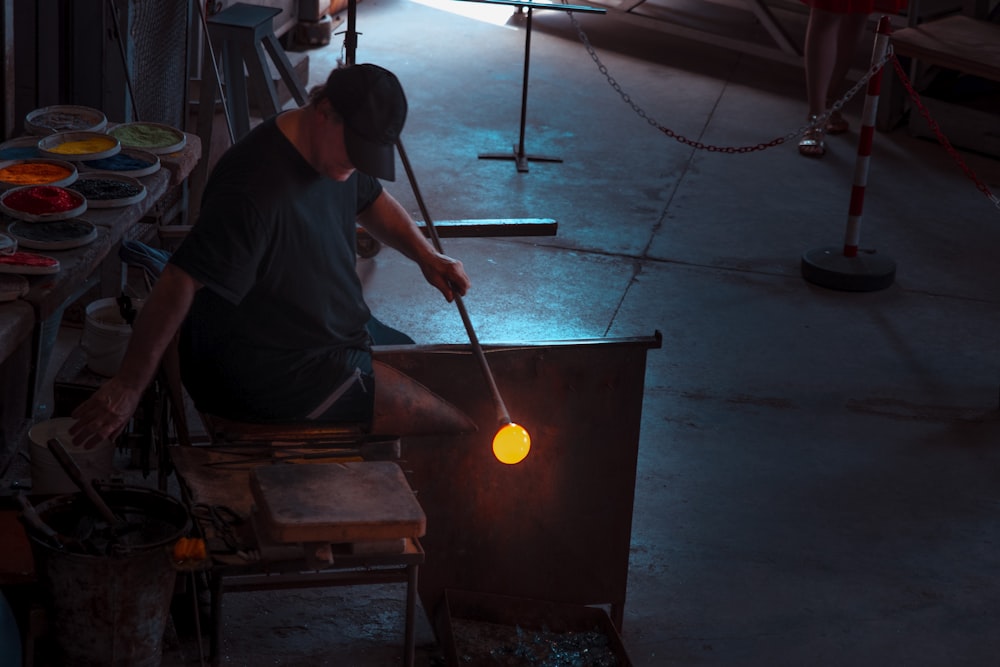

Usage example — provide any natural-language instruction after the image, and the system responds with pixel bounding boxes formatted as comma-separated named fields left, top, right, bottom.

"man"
left=70, top=63, right=471, bottom=449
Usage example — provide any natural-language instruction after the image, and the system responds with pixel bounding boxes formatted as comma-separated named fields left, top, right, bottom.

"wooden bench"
left=879, top=15, right=1000, bottom=146
left=891, top=14, right=1000, bottom=84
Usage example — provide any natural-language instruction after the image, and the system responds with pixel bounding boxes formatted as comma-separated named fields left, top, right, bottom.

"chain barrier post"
left=801, top=16, right=897, bottom=292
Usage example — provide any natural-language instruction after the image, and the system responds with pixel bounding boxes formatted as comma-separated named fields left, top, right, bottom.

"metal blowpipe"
left=395, top=139, right=512, bottom=429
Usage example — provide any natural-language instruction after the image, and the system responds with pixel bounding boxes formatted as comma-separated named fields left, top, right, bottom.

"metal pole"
left=515, top=7, right=533, bottom=161
left=194, top=0, right=235, bottom=144
left=843, top=16, right=892, bottom=258
left=345, top=0, right=358, bottom=65
left=106, top=0, right=141, bottom=121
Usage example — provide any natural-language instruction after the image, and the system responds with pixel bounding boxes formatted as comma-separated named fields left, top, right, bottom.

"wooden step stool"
left=198, top=2, right=309, bottom=142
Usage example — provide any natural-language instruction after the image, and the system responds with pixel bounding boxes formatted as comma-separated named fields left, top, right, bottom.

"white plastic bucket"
left=28, top=418, right=115, bottom=495
left=80, top=297, right=141, bottom=377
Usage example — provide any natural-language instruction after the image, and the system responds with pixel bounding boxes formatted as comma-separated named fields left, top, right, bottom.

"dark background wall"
left=4, top=0, right=189, bottom=140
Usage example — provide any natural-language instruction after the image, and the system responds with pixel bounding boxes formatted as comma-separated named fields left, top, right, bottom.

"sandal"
left=798, top=126, right=826, bottom=158
left=825, top=109, right=849, bottom=134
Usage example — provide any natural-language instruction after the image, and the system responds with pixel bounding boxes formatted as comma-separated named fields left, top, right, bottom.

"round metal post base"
left=801, top=246, right=896, bottom=292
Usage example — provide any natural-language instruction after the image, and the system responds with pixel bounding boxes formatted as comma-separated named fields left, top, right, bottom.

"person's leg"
left=312, top=317, right=473, bottom=436
left=804, top=7, right=842, bottom=119
left=801, top=7, right=842, bottom=156
left=369, top=359, right=476, bottom=436
left=828, top=12, right=870, bottom=108
left=307, top=317, right=416, bottom=424
left=821, top=12, right=868, bottom=133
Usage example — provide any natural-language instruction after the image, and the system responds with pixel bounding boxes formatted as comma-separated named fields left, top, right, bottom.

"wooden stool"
left=190, top=2, right=310, bottom=222
left=170, top=448, right=426, bottom=666
left=198, top=2, right=308, bottom=142
left=250, top=461, right=425, bottom=666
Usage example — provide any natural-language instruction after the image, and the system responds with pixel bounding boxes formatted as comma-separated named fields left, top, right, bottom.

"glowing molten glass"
left=492, top=422, right=530, bottom=464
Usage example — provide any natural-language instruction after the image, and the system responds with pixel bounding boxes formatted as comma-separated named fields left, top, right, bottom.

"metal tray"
left=437, top=589, right=633, bottom=666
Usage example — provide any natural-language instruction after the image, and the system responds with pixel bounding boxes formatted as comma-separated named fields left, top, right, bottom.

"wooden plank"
left=891, top=15, right=1000, bottom=83
left=358, top=218, right=558, bottom=244
left=250, top=461, right=426, bottom=544
left=417, top=218, right=557, bottom=238
left=743, top=0, right=799, bottom=55
left=452, top=0, right=606, bottom=13
left=1, top=0, right=12, bottom=139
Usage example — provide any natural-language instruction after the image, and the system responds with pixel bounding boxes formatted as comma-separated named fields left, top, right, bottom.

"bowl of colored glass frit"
left=0, top=159, right=78, bottom=190
left=108, top=122, right=186, bottom=154
left=0, top=185, right=87, bottom=222
left=0, top=137, right=42, bottom=161
left=68, top=174, right=146, bottom=208
left=25, top=104, right=108, bottom=136
left=37, top=131, right=121, bottom=162
left=7, top=218, right=99, bottom=251
left=81, top=147, right=160, bottom=178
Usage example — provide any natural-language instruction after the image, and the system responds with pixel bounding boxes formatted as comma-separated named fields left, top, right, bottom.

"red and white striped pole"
left=843, top=16, right=893, bottom=257
left=801, top=15, right=897, bottom=292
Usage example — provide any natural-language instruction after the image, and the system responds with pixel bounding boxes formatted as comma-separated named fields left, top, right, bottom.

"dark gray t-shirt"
left=171, top=116, right=382, bottom=421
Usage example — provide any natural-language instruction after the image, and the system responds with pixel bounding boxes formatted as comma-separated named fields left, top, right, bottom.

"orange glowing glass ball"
left=492, top=422, right=531, bottom=464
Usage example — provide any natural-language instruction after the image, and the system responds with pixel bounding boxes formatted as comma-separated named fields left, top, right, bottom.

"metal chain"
left=566, top=9, right=891, bottom=153
left=563, top=8, right=998, bottom=212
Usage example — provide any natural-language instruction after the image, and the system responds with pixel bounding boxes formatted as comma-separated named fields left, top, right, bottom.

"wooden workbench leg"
left=192, top=39, right=221, bottom=224
left=209, top=571, right=223, bottom=666
left=261, top=32, right=308, bottom=106
left=404, top=564, right=418, bottom=667
left=223, top=41, right=251, bottom=141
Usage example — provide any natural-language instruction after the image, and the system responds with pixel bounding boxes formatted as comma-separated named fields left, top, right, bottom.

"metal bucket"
left=28, top=485, right=190, bottom=667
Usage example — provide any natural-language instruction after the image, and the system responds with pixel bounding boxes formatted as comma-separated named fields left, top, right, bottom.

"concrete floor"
left=41, top=0, right=1000, bottom=664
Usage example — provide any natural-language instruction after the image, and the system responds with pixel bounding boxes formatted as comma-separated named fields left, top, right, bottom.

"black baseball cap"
left=322, top=64, right=407, bottom=181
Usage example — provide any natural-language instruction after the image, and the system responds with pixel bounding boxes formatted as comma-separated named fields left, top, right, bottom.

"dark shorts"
left=181, top=313, right=413, bottom=424
left=308, top=316, right=414, bottom=423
